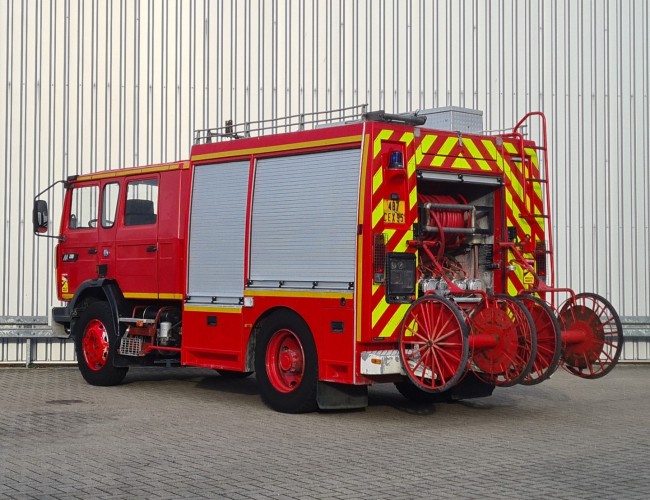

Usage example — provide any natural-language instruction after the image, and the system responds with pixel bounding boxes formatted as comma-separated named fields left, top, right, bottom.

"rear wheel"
left=254, top=312, right=318, bottom=413
left=74, top=301, right=128, bottom=386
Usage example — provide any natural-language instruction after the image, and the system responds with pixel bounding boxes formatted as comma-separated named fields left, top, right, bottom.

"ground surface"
left=0, top=365, right=648, bottom=499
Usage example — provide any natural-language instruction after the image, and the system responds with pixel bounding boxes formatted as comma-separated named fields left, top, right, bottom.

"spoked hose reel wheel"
left=467, top=295, right=537, bottom=387
left=398, top=295, right=469, bottom=393
left=558, top=292, right=624, bottom=379
left=517, top=294, right=562, bottom=385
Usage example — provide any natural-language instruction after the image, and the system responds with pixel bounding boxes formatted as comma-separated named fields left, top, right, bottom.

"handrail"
left=193, top=104, right=369, bottom=144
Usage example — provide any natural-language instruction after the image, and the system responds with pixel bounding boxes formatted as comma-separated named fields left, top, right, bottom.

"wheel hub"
left=81, top=319, right=110, bottom=371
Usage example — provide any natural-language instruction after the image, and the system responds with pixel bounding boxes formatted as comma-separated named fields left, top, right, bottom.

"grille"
left=119, top=336, right=144, bottom=357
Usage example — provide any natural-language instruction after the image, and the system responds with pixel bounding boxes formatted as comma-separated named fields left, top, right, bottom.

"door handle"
left=146, top=245, right=158, bottom=252
left=88, top=248, right=98, bottom=255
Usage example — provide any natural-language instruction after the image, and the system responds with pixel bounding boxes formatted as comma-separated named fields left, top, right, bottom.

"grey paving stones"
left=1, top=366, right=649, bottom=499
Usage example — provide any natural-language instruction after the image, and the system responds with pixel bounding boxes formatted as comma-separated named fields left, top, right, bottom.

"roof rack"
left=193, top=104, right=369, bottom=144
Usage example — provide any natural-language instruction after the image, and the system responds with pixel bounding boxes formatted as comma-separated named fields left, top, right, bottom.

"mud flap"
left=449, top=372, right=495, bottom=401
left=317, top=381, right=368, bottom=410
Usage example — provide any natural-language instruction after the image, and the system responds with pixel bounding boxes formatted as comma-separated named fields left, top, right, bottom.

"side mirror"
left=33, top=199, right=49, bottom=234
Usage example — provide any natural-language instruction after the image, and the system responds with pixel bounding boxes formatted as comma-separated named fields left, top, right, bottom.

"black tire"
left=74, top=301, right=128, bottom=386
left=254, top=311, right=318, bottom=414
left=216, top=369, right=253, bottom=379
left=394, top=380, right=453, bottom=404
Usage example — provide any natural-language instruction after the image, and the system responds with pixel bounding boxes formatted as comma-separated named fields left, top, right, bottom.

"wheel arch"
left=245, top=306, right=313, bottom=372
left=68, top=279, right=128, bottom=338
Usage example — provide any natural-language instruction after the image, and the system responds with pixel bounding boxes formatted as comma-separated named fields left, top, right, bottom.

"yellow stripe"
left=373, top=130, right=394, bottom=158
left=504, top=142, right=518, bottom=154
left=159, top=293, right=183, bottom=300
left=75, top=162, right=184, bottom=182
left=192, top=135, right=362, bottom=162
left=62, top=293, right=73, bottom=300
left=358, top=134, right=370, bottom=225
left=245, top=289, right=353, bottom=300
left=123, top=292, right=158, bottom=299
left=184, top=305, right=243, bottom=313
left=356, top=136, right=370, bottom=342
left=378, top=303, right=410, bottom=337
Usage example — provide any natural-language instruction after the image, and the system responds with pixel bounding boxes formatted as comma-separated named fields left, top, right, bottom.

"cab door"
left=58, top=183, right=100, bottom=298
left=96, top=181, right=120, bottom=282
left=115, top=176, right=160, bottom=298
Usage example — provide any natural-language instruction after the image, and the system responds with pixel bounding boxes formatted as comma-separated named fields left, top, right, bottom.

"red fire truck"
left=34, top=105, right=623, bottom=413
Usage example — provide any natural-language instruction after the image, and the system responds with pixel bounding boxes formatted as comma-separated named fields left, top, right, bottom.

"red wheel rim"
left=518, top=296, right=562, bottom=385
left=265, top=329, right=305, bottom=393
left=399, top=296, right=468, bottom=393
left=81, top=319, right=110, bottom=371
left=558, top=293, right=623, bottom=379
left=469, top=297, right=536, bottom=387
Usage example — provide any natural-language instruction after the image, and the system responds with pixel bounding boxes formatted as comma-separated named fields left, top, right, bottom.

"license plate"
left=383, top=200, right=405, bottom=224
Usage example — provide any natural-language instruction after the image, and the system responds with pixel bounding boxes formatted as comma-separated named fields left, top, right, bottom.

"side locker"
left=182, top=160, right=250, bottom=369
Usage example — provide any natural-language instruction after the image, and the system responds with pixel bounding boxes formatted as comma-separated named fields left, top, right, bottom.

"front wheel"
left=74, top=301, right=128, bottom=386
left=254, top=312, right=318, bottom=413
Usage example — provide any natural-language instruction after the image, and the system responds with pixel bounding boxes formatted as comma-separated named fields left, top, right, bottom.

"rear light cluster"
left=373, top=233, right=386, bottom=283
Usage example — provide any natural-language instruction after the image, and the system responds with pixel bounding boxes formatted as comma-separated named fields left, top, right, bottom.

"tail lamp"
left=373, top=233, right=386, bottom=283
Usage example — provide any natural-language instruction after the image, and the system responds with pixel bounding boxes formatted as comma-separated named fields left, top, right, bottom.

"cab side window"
left=69, top=185, right=99, bottom=229
left=125, top=178, right=158, bottom=226
left=101, top=183, right=120, bottom=228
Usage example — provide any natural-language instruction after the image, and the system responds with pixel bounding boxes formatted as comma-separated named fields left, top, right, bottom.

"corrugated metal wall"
left=1, top=1, right=648, bottom=334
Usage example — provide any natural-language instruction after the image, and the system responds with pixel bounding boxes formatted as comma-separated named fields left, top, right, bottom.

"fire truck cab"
left=34, top=106, right=623, bottom=413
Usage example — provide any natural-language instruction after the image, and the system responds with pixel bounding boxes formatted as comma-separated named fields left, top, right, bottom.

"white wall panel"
left=1, top=0, right=649, bottom=321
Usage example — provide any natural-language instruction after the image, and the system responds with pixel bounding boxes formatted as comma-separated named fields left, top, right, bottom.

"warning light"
left=388, top=150, right=404, bottom=169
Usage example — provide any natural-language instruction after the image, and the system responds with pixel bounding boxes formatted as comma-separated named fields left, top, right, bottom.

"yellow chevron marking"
left=504, top=142, right=518, bottom=154
left=507, top=279, right=519, bottom=296
left=393, top=231, right=412, bottom=253
left=407, top=151, right=416, bottom=177
left=372, top=168, right=383, bottom=194
left=372, top=299, right=390, bottom=328
left=452, top=158, right=473, bottom=170
left=461, top=139, right=493, bottom=171
left=379, top=304, right=410, bottom=338
left=372, top=202, right=384, bottom=228
left=384, top=229, right=396, bottom=242
left=400, top=132, right=414, bottom=146
left=409, top=185, right=417, bottom=211
left=417, top=134, right=437, bottom=163
left=373, top=130, right=394, bottom=158
left=439, top=136, right=457, bottom=157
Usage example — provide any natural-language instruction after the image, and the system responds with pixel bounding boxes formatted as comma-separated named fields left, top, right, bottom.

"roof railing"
left=193, top=104, right=369, bottom=145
